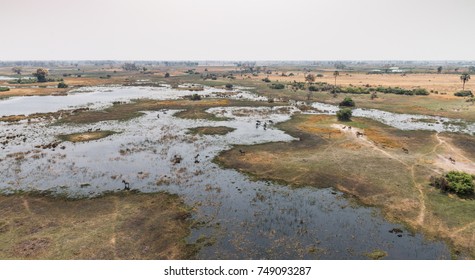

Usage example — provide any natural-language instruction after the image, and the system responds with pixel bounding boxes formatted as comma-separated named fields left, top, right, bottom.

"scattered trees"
left=336, top=108, right=352, bottom=121
left=32, top=68, right=49, bottom=82
left=460, top=73, right=471, bottom=90
left=122, top=63, right=139, bottom=71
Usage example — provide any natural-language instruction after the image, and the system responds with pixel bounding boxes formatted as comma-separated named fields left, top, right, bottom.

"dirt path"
left=332, top=124, right=428, bottom=225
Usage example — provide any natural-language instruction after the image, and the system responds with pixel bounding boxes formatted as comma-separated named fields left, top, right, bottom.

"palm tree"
left=460, top=73, right=471, bottom=90
left=333, top=71, right=340, bottom=93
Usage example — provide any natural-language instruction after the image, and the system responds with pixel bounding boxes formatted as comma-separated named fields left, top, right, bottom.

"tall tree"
left=437, top=66, right=442, bottom=74
left=460, top=73, right=471, bottom=90
left=32, top=68, right=49, bottom=82
left=12, top=67, right=22, bottom=75
left=333, top=71, right=340, bottom=92
left=305, top=73, right=315, bottom=83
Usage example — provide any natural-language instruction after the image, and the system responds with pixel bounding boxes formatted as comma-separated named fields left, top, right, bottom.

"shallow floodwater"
left=311, top=102, right=475, bottom=134
left=0, top=98, right=451, bottom=259
left=0, top=85, right=266, bottom=117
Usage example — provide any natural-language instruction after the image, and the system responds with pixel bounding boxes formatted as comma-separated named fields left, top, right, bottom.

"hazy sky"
left=1, top=0, right=474, bottom=60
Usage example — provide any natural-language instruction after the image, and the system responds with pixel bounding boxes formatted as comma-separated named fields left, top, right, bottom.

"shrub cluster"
left=339, top=97, right=355, bottom=107
left=430, top=171, right=474, bottom=196
left=190, top=93, right=201, bottom=101
left=336, top=108, right=352, bottom=121
left=269, top=83, right=285, bottom=89
left=57, top=82, right=69, bottom=88
left=454, top=90, right=473, bottom=97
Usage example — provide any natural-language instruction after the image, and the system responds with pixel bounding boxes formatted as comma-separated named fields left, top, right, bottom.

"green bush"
left=413, top=88, right=429, bottom=95
left=338, top=87, right=370, bottom=94
left=336, top=108, right=352, bottom=121
left=190, top=94, right=201, bottom=101
left=431, top=171, right=474, bottom=196
left=454, top=90, right=473, bottom=97
left=339, top=97, right=355, bottom=107
left=269, top=83, right=285, bottom=89
left=57, top=82, right=69, bottom=88
left=8, top=78, right=37, bottom=84
left=308, top=85, right=318, bottom=91
left=371, top=86, right=429, bottom=96
left=0, top=87, right=10, bottom=92
left=262, top=77, right=271, bottom=83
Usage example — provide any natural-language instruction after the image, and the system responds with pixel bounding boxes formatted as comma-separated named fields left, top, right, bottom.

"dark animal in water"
left=95, top=128, right=101, bottom=131
left=172, top=155, right=182, bottom=165
left=122, top=180, right=130, bottom=190
left=268, top=120, right=274, bottom=124
left=87, top=128, right=92, bottom=132
left=263, top=122, right=267, bottom=130
left=157, top=114, right=160, bottom=118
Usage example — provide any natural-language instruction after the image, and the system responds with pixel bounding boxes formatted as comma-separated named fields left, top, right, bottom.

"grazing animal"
left=87, top=128, right=92, bottom=132
left=348, top=126, right=352, bottom=130
left=402, top=148, right=409, bottom=154
left=449, top=157, right=456, bottom=164
left=356, top=131, right=364, bottom=137
left=268, top=120, right=274, bottom=124
left=239, top=149, right=246, bottom=155
left=122, top=180, right=130, bottom=190
left=95, top=128, right=101, bottom=131
left=342, top=126, right=346, bottom=129
left=172, top=155, right=182, bottom=165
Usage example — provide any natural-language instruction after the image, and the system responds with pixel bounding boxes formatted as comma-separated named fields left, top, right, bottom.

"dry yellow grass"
left=0, top=192, right=196, bottom=259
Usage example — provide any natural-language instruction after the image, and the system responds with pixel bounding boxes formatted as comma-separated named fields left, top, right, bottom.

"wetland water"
left=0, top=86, right=460, bottom=259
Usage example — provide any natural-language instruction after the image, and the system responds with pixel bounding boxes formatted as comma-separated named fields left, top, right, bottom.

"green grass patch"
left=57, top=130, right=117, bottom=142
left=364, top=249, right=388, bottom=260
left=188, top=126, right=235, bottom=136
left=174, top=108, right=230, bottom=121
